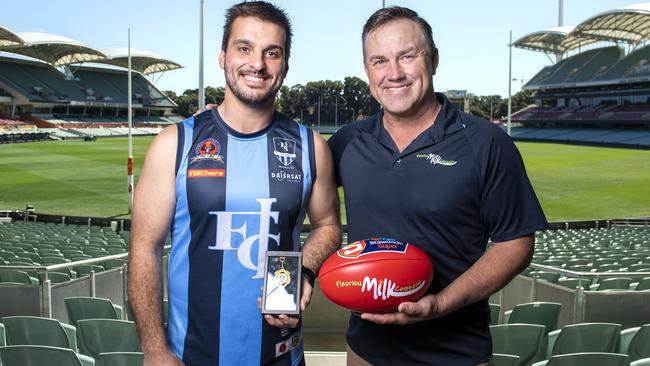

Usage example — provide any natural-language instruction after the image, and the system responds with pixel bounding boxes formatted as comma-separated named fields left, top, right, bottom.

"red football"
left=319, top=238, right=433, bottom=313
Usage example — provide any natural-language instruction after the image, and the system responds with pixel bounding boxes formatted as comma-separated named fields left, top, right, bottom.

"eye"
left=238, top=46, right=250, bottom=53
left=372, top=59, right=386, bottom=66
left=400, top=54, right=416, bottom=61
left=265, top=50, right=281, bottom=58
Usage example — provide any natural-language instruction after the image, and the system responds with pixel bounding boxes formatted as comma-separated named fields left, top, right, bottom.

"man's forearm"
left=128, top=246, right=168, bottom=354
left=301, top=223, right=341, bottom=274
left=436, top=236, right=534, bottom=317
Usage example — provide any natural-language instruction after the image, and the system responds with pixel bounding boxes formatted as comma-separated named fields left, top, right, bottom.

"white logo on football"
left=361, top=276, right=425, bottom=300
left=208, top=198, right=280, bottom=278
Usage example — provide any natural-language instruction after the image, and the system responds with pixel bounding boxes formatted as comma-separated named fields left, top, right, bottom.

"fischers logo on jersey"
left=208, top=198, right=280, bottom=279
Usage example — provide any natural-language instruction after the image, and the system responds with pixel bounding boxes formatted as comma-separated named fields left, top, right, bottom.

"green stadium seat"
left=506, top=302, right=562, bottom=334
left=532, top=271, right=560, bottom=283
left=551, top=323, right=621, bottom=356
left=620, top=257, right=641, bottom=267
left=593, top=277, right=632, bottom=291
left=635, top=278, right=650, bottom=291
left=0, top=345, right=95, bottom=366
left=40, top=271, right=72, bottom=284
left=557, top=278, right=586, bottom=290
left=75, top=264, right=105, bottom=277
left=619, top=327, right=640, bottom=354
left=631, top=358, right=650, bottom=366
left=490, top=303, right=501, bottom=325
left=64, top=297, right=121, bottom=327
left=2, top=316, right=74, bottom=350
left=77, top=320, right=140, bottom=360
left=0, top=270, right=38, bottom=285
left=96, top=352, right=144, bottom=366
left=491, top=324, right=545, bottom=366
left=0, top=323, right=5, bottom=347
left=628, top=324, right=650, bottom=362
left=538, top=352, right=628, bottom=366
left=492, top=353, right=520, bottom=366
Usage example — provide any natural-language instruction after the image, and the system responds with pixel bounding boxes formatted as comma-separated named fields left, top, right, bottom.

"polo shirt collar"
left=360, top=92, right=465, bottom=149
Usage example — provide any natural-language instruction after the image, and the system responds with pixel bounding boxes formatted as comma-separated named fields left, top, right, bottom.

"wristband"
left=302, top=266, right=316, bottom=287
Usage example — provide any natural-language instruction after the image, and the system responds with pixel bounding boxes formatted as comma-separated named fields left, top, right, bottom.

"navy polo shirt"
left=328, top=93, right=548, bottom=365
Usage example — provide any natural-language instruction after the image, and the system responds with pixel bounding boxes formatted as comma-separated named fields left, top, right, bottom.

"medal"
left=274, top=256, right=291, bottom=287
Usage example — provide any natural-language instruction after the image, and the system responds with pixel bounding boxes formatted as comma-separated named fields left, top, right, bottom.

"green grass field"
left=1, top=137, right=649, bottom=221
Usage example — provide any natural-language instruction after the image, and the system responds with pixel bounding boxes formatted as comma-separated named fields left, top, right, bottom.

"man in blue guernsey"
left=127, top=2, right=342, bottom=365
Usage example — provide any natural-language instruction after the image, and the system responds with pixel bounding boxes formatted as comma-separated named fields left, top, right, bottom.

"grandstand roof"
left=95, top=48, right=182, bottom=75
left=0, top=25, right=24, bottom=47
left=514, top=26, right=578, bottom=54
left=2, top=32, right=106, bottom=66
left=567, top=2, right=650, bottom=45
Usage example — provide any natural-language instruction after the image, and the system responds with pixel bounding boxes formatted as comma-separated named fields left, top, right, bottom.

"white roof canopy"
left=0, top=25, right=24, bottom=47
left=1, top=31, right=106, bottom=66
left=95, top=48, right=182, bottom=74
left=568, top=2, right=650, bottom=45
left=514, top=26, right=577, bottom=54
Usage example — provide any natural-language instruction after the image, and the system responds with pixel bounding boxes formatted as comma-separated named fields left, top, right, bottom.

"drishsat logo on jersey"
left=273, top=137, right=296, bottom=166
left=190, top=138, right=224, bottom=164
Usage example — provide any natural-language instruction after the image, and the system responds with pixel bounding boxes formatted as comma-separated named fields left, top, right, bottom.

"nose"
left=250, top=50, right=266, bottom=71
left=386, top=60, right=405, bottom=81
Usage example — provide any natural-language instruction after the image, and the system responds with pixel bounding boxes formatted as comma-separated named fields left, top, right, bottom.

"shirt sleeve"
left=479, top=126, right=548, bottom=242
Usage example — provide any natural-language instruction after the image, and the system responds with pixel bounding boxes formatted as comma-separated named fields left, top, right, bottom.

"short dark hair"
left=362, top=6, right=436, bottom=56
left=221, top=1, right=293, bottom=60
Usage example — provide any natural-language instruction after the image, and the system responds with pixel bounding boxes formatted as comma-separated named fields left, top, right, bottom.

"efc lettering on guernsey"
left=208, top=198, right=280, bottom=279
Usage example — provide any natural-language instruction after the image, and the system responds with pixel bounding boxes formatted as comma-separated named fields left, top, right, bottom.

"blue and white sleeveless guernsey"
left=168, top=109, right=315, bottom=366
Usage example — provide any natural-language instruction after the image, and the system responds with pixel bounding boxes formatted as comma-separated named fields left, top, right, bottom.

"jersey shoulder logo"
left=273, top=138, right=296, bottom=166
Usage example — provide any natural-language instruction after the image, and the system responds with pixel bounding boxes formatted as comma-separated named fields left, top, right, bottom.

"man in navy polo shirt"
left=328, top=6, right=548, bottom=366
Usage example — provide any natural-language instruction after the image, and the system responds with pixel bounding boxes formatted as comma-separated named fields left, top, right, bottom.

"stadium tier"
left=1, top=219, right=650, bottom=364
left=513, top=4, right=650, bottom=141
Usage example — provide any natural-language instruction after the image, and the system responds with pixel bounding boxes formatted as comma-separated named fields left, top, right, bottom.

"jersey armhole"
left=308, top=129, right=317, bottom=184
left=174, top=122, right=185, bottom=177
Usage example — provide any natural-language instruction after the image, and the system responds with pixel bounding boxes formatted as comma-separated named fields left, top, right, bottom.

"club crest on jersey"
left=191, top=138, right=224, bottom=163
left=273, top=138, right=296, bottom=166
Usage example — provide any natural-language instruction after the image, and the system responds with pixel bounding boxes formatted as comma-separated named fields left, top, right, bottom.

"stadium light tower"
left=198, top=0, right=205, bottom=110
left=507, top=30, right=512, bottom=136
left=127, top=28, right=134, bottom=211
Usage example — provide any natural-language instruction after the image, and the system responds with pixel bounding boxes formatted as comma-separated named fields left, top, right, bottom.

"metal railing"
left=525, top=262, right=650, bottom=323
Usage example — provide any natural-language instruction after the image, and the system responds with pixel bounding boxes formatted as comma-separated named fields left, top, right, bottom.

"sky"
left=0, top=0, right=639, bottom=97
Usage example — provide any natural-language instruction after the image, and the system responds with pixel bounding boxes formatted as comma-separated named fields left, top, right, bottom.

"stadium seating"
left=64, top=297, right=122, bottom=327
left=1, top=316, right=76, bottom=350
left=596, top=44, right=650, bottom=83
left=493, top=353, right=521, bottom=366
left=505, top=302, right=562, bottom=334
left=0, top=344, right=94, bottom=366
left=535, top=352, right=629, bottom=366
left=546, top=323, right=620, bottom=357
left=490, top=324, right=546, bottom=366
left=490, top=303, right=501, bottom=325
left=95, top=352, right=144, bottom=366
left=627, top=325, right=650, bottom=362
left=76, top=319, right=140, bottom=360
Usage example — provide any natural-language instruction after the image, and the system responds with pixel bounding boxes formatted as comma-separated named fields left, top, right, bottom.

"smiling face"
left=219, top=16, right=288, bottom=107
left=363, top=19, right=438, bottom=119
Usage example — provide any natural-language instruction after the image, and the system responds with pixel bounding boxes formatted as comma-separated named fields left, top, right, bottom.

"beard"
left=224, top=64, right=283, bottom=106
